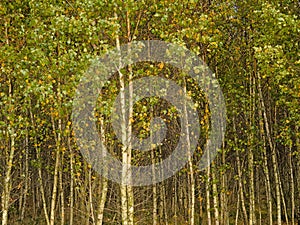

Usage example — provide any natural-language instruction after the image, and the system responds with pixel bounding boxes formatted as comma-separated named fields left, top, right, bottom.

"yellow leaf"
left=158, top=62, right=164, bottom=69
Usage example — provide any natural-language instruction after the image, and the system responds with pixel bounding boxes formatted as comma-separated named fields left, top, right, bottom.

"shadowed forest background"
left=0, top=0, right=300, bottom=224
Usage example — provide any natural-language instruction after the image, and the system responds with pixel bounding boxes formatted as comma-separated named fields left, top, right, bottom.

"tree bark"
left=96, top=118, right=108, bottom=225
left=289, top=143, right=295, bottom=225
left=59, top=152, right=65, bottom=225
left=257, top=72, right=281, bottom=225
left=29, top=107, right=50, bottom=225
left=182, top=78, right=195, bottom=225
left=206, top=165, right=212, bottom=225
left=114, top=11, right=130, bottom=225
left=126, top=8, right=134, bottom=225
left=68, top=135, right=74, bottom=225
left=233, top=119, right=248, bottom=225
left=248, top=70, right=256, bottom=225
left=212, top=164, right=220, bottom=225
left=49, top=142, right=60, bottom=225
left=258, top=104, right=273, bottom=225
left=20, top=125, right=29, bottom=221
left=1, top=126, right=15, bottom=225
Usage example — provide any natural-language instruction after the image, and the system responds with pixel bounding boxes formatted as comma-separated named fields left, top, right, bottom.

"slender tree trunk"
left=1, top=21, right=12, bottom=225
left=182, top=78, right=195, bottom=225
left=126, top=59, right=134, bottom=224
left=233, top=119, right=248, bottom=225
left=49, top=114, right=61, bottom=225
left=220, top=146, right=228, bottom=225
left=50, top=66, right=64, bottom=225
left=256, top=166, right=262, bottom=225
left=159, top=183, right=163, bottom=222
left=1, top=128, right=15, bottom=225
left=21, top=125, right=29, bottom=221
left=257, top=72, right=281, bottom=225
left=146, top=35, right=158, bottom=225
left=206, top=165, right=211, bottom=225
left=216, top=66, right=228, bottom=225
left=37, top=150, right=50, bottom=225
left=96, top=175, right=108, bottom=225
left=151, top=127, right=158, bottom=225
left=31, top=183, right=36, bottom=219
left=119, top=62, right=129, bottom=225
left=29, top=106, right=50, bottom=225
left=248, top=71, right=256, bottom=225
left=258, top=97, right=273, bottom=225
left=96, top=118, right=108, bottom=225
left=296, top=125, right=300, bottom=224
left=279, top=172, right=289, bottom=224
left=88, top=168, right=96, bottom=225
left=289, top=144, right=295, bottom=225
left=204, top=99, right=212, bottom=225
left=114, top=11, right=129, bottom=225
left=158, top=144, right=168, bottom=225
left=248, top=147, right=255, bottom=225
left=235, top=188, right=240, bottom=225
left=68, top=135, right=74, bottom=225
left=174, top=177, right=178, bottom=225
left=162, top=183, right=168, bottom=225
left=49, top=144, right=60, bottom=225
left=276, top=109, right=289, bottom=225
left=19, top=165, right=23, bottom=219
left=211, top=164, right=220, bottom=225
left=83, top=162, right=91, bottom=225
left=199, top=183, right=203, bottom=224
left=125, top=9, right=134, bottom=225
left=59, top=152, right=65, bottom=225
left=237, top=150, right=248, bottom=225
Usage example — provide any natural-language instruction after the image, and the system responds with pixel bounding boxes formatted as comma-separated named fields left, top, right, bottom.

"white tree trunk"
left=96, top=119, right=108, bottom=225
left=257, top=72, right=281, bottom=225
left=1, top=127, right=15, bottom=225
left=182, top=78, right=195, bottom=225
left=211, top=164, right=219, bottom=225
left=68, top=135, right=74, bottom=225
